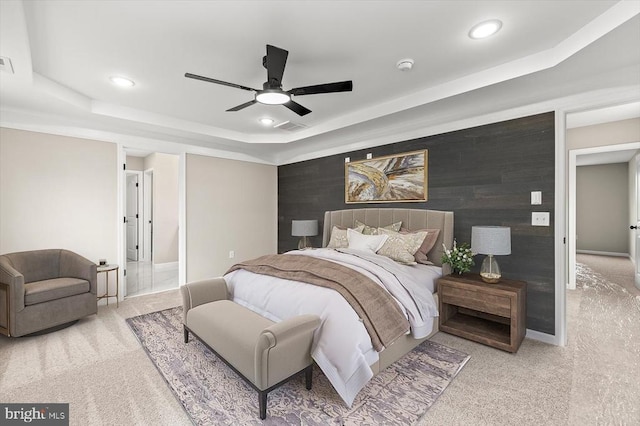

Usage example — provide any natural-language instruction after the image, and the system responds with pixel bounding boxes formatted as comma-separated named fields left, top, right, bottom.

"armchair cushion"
left=24, top=278, right=90, bottom=306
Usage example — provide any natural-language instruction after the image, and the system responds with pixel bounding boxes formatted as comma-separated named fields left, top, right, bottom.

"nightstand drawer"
left=440, top=285, right=511, bottom=318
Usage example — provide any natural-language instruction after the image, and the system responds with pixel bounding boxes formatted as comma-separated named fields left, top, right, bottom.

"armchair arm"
left=59, top=250, right=98, bottom=295
left=0, top=256, right=25, bottom=313
left=254, top=314, right=321, bottom=389
left=180, top=278, right=228, bottom=324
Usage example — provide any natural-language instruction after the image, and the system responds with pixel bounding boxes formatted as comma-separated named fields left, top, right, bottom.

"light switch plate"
left=531, top=191, right=542, bottom=205
left=532, top=212, right=550, bottom=226
left=366, top=153, right=373, bottom=159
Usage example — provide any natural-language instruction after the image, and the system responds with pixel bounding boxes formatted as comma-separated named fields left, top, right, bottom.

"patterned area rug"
left=126, top=307, right=469, bottom=425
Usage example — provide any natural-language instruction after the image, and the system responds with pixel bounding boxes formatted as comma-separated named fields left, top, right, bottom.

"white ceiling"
left=1, top=0, right=639, bottom=165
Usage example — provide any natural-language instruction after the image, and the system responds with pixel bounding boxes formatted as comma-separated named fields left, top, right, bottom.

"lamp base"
left=297, top=236, right=309, bottom=250
left=480, top=254, right=501, bottom=284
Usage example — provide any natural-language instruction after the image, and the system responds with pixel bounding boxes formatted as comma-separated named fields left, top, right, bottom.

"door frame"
left=118, top=148, right=186, bottom=303
left=143, top=168, right=154, bottom=262
left=125, top=170, right=143, bottom=262
left=568, top=141, right=640, bottom=290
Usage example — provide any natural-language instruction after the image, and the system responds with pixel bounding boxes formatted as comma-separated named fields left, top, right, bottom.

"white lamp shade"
left=471, top=226, right=511, bottom=255
left=292, top=220, right=318, bottom=237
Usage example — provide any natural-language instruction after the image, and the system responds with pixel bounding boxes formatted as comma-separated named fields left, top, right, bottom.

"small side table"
left=97, top=264, right=119, bottom=307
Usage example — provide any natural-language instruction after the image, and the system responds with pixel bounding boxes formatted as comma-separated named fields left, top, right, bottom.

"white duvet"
left=223, top=248, right=440, bottom=406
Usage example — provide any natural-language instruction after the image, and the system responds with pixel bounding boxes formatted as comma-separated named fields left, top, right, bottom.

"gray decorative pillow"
left=377, top=228, right=427, bottom=265
left=355, top=220, right=402, bottom=235
left=327, top=224, right=365, bottom=248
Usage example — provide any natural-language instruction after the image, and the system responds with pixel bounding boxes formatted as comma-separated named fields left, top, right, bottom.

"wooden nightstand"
left=437, top=273, right=526, bottom=353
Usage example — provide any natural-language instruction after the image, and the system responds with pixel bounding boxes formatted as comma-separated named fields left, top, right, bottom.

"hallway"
left=126, top=261, right=178, bottom=298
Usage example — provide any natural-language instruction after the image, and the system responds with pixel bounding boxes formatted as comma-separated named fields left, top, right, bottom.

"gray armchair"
left=0, top=249, right=97, bottom=337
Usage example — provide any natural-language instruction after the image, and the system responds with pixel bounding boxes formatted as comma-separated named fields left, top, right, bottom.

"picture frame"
left=345, top=150, right=428, bottom=203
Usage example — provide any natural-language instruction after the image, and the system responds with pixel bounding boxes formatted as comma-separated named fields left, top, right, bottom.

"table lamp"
left=471, top=226, right=511, bottom=283
left=292, top=220, right=318, bottom=249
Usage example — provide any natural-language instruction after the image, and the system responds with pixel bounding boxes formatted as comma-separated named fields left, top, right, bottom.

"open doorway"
left=124, top=151, right=180, bottom=297
left=567, top=113, right=640, bottom=290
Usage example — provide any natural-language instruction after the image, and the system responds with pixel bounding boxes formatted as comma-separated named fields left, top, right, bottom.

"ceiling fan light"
left=259, top=117, right=274, bottom=126
left=256, top=90, right=290, bottom=105
left=469, top=19, right=502, bottom=39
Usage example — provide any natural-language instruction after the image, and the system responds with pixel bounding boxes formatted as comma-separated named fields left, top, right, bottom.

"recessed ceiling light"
left=396, top=58, right=414, bottom=72
left=469, top=19, right=503, bottom=39
left=259, top=117, right=274, bottom=126
left=109, top=76, right=135, bottom=88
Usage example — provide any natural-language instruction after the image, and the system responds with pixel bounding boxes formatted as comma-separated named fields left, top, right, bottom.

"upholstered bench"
left=181, top=278, right=320, bottom=419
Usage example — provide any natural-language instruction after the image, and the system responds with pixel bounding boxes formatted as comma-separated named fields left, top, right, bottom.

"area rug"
left=126, top=307, right=469, bottom=425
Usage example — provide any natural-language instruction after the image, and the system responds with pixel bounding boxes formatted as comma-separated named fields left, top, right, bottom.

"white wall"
left=144, top=152, right=179, bottom=265
left=0, top=128, right=118, bottom=264
left=186, top=153, right=277, bottom=281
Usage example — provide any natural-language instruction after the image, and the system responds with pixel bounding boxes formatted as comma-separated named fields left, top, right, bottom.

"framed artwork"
left=345, top=150, right=428, bottom=203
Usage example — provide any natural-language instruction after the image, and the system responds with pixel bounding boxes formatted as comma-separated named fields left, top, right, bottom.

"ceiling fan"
left=185, top=44, right=353, bottom=116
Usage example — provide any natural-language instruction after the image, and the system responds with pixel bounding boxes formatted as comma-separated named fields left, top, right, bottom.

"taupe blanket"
left=226, top=254, right=410, bottom=351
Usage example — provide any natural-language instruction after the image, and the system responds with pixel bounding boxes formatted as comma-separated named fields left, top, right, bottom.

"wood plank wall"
left=278, top=112, right=555, bottom=334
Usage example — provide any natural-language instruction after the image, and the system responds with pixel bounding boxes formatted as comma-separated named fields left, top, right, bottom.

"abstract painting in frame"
left=345, top=150, right=428, bottom=203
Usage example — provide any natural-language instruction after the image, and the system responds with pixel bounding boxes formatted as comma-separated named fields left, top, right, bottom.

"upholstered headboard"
left=322, top=208, right=454, bottom=267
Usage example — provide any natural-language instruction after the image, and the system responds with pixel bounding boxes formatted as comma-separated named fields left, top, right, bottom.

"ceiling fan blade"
left=265, top=45, right=288, bottom=87
left=226, top=99, right=257, bottom=112
left=288, top=80, right=353, bottom=96
left=185, top=73, right=257, bottom=92
left=283, top=100, right=311, bottom=116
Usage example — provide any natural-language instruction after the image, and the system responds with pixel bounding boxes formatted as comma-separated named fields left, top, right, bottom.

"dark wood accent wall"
left=278, top=112, right=555, bottom=334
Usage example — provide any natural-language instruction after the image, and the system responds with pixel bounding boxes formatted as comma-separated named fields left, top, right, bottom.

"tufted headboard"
left=322, top=208, right=454, bottom=267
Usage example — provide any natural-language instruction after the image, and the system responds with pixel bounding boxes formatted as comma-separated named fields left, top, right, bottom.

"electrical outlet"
left=229, top=250, right=235, bottom=259
left=344, top=157, right=350, bottom=163
left=366, top=153, right=372, bottom=159
left=532, top=212, right=550, bottom=226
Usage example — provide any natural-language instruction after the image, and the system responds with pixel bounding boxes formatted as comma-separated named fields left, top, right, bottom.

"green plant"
left=441, top=240, right=474, bottom=274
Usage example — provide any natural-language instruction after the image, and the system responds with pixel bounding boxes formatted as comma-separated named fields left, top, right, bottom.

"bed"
left=224, top=208, right=454, bottom=406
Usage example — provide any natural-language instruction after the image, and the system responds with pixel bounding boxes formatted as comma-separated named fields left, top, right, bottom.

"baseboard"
left=526, top=328, right=560, bottom=346
left=576, top=250, right=628, bottom=257
left=153, top=261, right=179, bottom=271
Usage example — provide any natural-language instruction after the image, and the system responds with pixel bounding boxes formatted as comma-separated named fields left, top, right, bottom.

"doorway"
left=124, top=151, right=180, bottom=297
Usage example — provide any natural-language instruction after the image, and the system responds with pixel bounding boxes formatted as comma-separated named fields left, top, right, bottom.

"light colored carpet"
left=1, top=254, right=638, bottom=425
left=126, top=306, right=469, bottom=425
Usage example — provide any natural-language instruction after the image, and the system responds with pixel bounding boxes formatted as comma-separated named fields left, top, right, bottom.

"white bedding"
left=223, top=248, right=440, bottom=406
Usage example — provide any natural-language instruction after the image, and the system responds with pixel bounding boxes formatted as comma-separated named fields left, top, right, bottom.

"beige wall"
left=186, top=154, right=277, bottom=281
left=0, top=128, right=118, bottom=264
left=576, top=163, right=629, bottom=253
left=126, top=155, right=144, bottom=171
left=144, top=153, right=179, bottom=265
left=567, top=118, right=640, bottom=150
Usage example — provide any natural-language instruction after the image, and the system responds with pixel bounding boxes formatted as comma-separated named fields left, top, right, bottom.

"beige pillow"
left=355, top=219, right=402, bottom=235
left=401, top=228, right=440, bottom=264
left=327, top=225, right=365, bottom=248
left=377, top=228, right=427, bottom=265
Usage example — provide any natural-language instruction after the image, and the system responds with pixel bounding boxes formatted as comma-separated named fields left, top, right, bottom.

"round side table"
left=97, top=264, right=119, bottom=307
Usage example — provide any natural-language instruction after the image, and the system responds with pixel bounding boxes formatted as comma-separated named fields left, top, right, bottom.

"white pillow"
left=347, top=228, right=388, bottom=253
left=327, top=225, right=365, bottom=248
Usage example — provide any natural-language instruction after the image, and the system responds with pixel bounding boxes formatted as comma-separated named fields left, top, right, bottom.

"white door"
left=126, top=174, right=139, bottom=261
left=632, top=158, right=640, bottom=289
